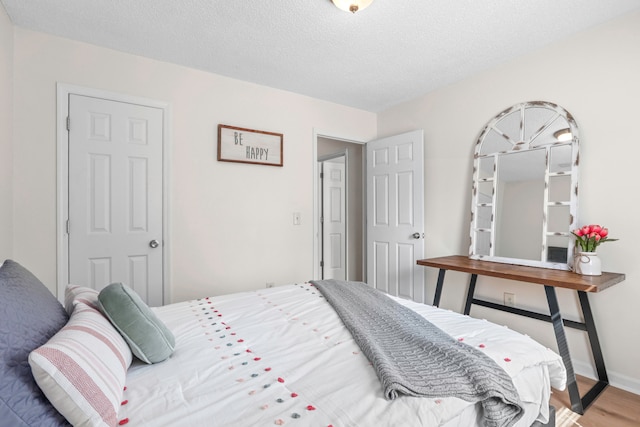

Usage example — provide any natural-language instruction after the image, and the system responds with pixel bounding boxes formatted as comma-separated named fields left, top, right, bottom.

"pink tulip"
left=574, top=224, right=616, bottom=253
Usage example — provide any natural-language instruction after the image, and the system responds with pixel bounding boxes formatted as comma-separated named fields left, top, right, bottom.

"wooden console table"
left=416, top=255, right=625, bottom=415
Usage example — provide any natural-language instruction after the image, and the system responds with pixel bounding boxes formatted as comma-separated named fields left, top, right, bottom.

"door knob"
left=412, top=233, right=422, bottom=239
left=149, top=239, right=160, bottom=248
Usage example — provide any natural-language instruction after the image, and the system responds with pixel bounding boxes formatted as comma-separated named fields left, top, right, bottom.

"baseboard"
left=573, top=359, right=640, bottom=395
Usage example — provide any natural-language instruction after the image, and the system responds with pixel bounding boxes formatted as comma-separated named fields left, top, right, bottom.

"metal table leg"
left=576, top=290, right=609, bottom=411
left=544, top=285, right=583, bottom=414
left=463, top=274, right=477, bottom=315
left=544, top=286, right=609, bottom=414
left=432, top=269, right=446, bottom=306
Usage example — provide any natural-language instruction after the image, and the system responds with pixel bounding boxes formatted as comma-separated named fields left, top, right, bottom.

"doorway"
left=313, top=129, right=425, bottom=303
left=315, top=135, right=365, bottom=282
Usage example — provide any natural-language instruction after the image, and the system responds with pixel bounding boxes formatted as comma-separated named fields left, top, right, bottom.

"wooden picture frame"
left=217, top=124, right=283, bottom=167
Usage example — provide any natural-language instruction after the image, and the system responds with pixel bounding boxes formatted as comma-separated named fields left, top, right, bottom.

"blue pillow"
left=0, top=260, right=70, bottom=426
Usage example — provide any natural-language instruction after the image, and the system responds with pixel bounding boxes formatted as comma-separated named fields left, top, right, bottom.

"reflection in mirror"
left=494, top=150, right=546, bottom=261
left=470, top=101, right=579, bottom=270
left=548, top=205, right=571, bottom=232
left=549, top=175, right=571, bottom=202
left=550, top=145, right=572, bottom=173
left=547, top=234, right=570, bottom=262
left=478, top=157, right=494, bottom=179
left=477, top=181, right=493, bottom=204
left=476, top=206, right=492, bottom=229
left=476, top=230, right=491, bottom=256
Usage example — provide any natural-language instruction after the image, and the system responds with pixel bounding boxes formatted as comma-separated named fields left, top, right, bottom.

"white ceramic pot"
left=574, top=252, right=602, bottom=276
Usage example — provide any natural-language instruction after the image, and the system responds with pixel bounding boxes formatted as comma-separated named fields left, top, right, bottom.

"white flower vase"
left=574, top=252, right=602, bottom=276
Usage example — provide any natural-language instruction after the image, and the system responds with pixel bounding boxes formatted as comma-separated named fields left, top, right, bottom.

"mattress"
left=120, top=283, right=566, bottom=426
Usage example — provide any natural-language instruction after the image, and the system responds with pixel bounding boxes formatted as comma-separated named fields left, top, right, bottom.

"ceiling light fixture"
left=332, top=0, right=373, bottom=13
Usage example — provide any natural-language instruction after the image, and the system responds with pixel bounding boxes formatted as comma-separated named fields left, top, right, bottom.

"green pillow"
left=98, top=283, right=175, bottom=364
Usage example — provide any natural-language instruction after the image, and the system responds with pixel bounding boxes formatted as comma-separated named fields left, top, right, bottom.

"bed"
left=1, top=260, right=566, bottom=427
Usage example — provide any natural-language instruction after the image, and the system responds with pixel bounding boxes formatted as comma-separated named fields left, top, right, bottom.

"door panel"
left=397, top=243, right=414, bottom=297
left=373, top=174, right=389, bottom=226
left=89, top=154, right=111, bottom=232
left=129, top=157, right=149, bottom=232
left=366, top=130, right=424, bottom=302
left=397, top=171, right=414, bottom=225
left=373, top=241, right=389, bottom=293
left=89, top=258, right=111, bottom=286
left=68, top=94, right=164, bottom=305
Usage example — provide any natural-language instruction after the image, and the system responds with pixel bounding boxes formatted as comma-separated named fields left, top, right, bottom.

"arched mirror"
left=469, top=101, right=579, bottom=270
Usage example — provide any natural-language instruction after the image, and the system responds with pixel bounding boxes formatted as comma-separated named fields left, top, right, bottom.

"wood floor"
left=550, top=375, right=640, bottom=427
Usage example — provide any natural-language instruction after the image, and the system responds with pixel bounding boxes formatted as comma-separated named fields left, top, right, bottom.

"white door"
left=68, top=94, right=164, bottom=306
left=366, top=130, right=424, bottom=302
left=322, top=158, right=346, bottom=280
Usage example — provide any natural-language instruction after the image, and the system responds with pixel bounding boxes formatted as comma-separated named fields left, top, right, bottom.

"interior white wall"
left=378, top=11, right=640, bottom=393
left=11, top=27, right=376, bottom=302
left=0, top=6, right=13, bottom=261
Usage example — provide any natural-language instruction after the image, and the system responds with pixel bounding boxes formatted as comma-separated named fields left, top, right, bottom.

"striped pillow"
left=29, top=302, right=133, bottom=427
left=64, top=284, right=100, bottom=315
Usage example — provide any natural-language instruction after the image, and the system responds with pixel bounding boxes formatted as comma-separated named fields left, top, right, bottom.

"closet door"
left=67, top=94, right=165, bottom=306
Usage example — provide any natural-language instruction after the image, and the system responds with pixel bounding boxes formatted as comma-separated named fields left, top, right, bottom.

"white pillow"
left=29, top=302, right=132, bottom=427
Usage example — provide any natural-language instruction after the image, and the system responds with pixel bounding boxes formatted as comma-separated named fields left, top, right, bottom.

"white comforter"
left=120, top=283, right=566, bottom=426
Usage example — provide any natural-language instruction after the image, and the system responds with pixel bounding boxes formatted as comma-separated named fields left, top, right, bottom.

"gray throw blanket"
left=311, top=279, right=523, bottom=427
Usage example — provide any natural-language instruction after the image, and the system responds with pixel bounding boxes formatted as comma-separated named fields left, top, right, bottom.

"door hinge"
left=66, top=219, right=70, bottom=234
left=320, top=261, right=324, bottom=268
left=66, top=116, right=70, bottom=131
left=320, top=172, right=324, bottom=179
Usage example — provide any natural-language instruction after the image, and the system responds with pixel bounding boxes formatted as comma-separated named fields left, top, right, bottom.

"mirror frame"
left=469, top=101, right=580, bottom=270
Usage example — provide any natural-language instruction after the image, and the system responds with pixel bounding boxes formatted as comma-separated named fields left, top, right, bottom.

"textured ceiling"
left=2, top=0, right=640, bottom=112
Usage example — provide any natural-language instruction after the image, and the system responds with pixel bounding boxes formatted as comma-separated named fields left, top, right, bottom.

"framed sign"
left=218, top=124, right=283, bottom=167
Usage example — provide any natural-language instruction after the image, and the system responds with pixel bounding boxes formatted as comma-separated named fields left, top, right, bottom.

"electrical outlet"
left=504, top=292, right=515, bottom=307
left=266, top=282, right=275, bottom=288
